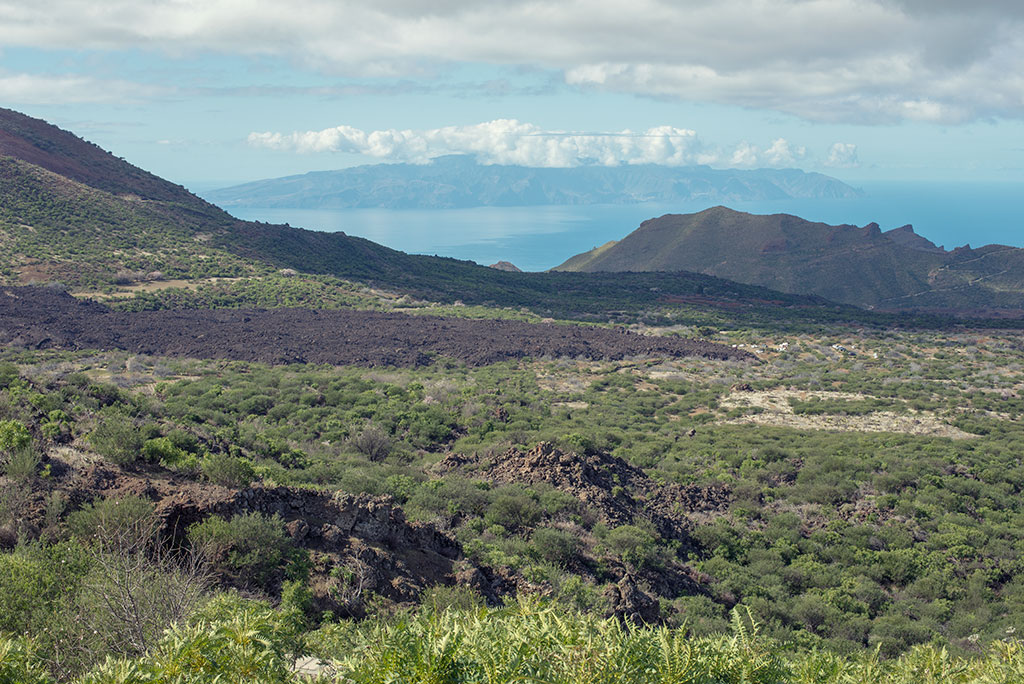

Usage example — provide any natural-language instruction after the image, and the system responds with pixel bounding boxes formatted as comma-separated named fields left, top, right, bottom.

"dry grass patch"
left=720, top=388, right=974, bottom=439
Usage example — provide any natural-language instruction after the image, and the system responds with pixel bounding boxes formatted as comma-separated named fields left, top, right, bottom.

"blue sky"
left=1, top=0, right=1023, bottom=190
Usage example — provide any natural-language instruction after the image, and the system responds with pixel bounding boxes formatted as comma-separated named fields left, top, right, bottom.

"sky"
left=1, top=0, right=1023, bottom=190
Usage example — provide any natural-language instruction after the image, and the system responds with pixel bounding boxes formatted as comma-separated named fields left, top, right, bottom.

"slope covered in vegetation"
left=5, top=107, right=1024, bottom=684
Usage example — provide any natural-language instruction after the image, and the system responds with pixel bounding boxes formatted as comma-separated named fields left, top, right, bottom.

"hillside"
left=0, top=108, right=875, bottom=330
left=0, top=108, right=202, bottom=206
left=555, top=206, right=1024, bottom=312
left=203, top=154, right=861, bottom=209
left=3, top=107, right=1022, bottom=328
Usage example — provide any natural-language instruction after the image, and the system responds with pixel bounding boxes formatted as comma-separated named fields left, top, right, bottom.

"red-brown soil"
left=0, top=287, right=754, bottom=367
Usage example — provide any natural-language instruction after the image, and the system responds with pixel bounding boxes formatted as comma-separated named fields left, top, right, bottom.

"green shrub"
left=382, top=474, right=418, bottom=503
left=0, top=419, right=31, bottom=453
left=189, top=512, right=290, bottom=584
left=531, top=527, right=581, bottom=566
left=67, top=496, right=156, bottom=544
left=88, top=412, right=143, bottom=466
left=604, top=524, right=662, bottom=569
left=484, top=488, right=542, bottom=530
left=165, top=428, right=200, bottom=454
left=0, top=635, right=53, bottom=684
left=0, top=363, right=20, bottom=390
left=349, top=423, right=391, bottom=461
left=83, top=595, right=294, bottom=684
left=0, top=541, right=93, bottom=677
left=200, top=453, right=256, bottom=488
left=406, top=478, right=490, bottom=521
left=3, top=445, right=40, bottom=480
left=140, top=437, right=187, bottom=464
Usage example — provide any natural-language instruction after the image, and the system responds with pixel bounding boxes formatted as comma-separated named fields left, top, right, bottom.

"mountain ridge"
left=555, top=206, right=1024, bottom=312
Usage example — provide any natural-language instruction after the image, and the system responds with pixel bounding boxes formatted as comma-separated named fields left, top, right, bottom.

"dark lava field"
left=0, top=287, right=751, bottom=367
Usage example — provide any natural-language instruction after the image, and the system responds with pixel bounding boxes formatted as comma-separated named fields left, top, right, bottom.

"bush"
left=67, top=496, right=156, bottom=544
left=0, top=541, right=92, bottom=677
left=83, top=596, right=294, bottom=684
left=141, top=437, right=187, bottom=464
left=0, top=419, right=31, bottom=453
left=88, top=412, right=143, bottom=466
left=531, top=527, right=582, bottom=566
left=406, top=478, right=490, bottom=521
left=3, top=445, right=40, bottom=480
left=0, top=635, right=53, bottom=684
left=0, top=363, right=20, bottom=390
left=484, top=488, right=542, bottom=530
left=189, top=512, right=290, bottom=585
left=604, top=524, right=662, bottom=569
left=200, top=453, right=256, bottom=488
left=350, top=423, right=391, bottom=461
left=165, top=428, right=200, bottom=454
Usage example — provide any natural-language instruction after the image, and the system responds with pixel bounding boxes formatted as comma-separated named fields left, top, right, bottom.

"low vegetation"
left=3, top=599, right=1024, bottom=683
left=2, top=321, right=1024, bottom=681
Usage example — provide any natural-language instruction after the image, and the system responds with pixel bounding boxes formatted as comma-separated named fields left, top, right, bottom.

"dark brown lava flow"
left=1, top=287, right=754, bottom=367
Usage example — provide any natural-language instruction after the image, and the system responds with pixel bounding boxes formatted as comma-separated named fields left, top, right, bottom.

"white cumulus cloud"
left=249, top=120, right=717, bottom=167
left=250, top=120, right=830, bottom=169
left=825, top=143, right=860, bottom=168
left=729, top=138, right=806, bottom=168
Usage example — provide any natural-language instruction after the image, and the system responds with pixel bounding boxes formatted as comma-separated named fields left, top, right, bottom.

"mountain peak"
left=883, top=223, right=945, bottom=253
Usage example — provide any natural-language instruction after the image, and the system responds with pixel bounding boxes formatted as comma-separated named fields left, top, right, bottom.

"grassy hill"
left=556, top=206, right=1024, bottom=313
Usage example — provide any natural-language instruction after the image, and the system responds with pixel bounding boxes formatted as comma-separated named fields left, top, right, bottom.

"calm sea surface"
left=229, top=181, right=1023, bottom=273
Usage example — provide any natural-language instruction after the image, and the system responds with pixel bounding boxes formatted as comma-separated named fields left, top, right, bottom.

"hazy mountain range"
left=203, top=155, right=862, bottom=210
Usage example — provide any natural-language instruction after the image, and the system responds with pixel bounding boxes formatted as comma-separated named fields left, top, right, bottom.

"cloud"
left=0, top=72, right=169, bottom=104
left=729, top=138, right=806, bottom=168
left=825, top=143, right=860, bottom=168
left=249, top=119, right=820, bottom=169
left=2, top=0, right=1019, bottom=122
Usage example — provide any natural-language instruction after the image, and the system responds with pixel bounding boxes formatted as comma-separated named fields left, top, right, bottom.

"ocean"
left=229, top=181, right=1023, bottom=273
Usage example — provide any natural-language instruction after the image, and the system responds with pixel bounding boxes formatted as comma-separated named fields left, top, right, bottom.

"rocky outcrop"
left=434, top=442, right=729, bottom=621
left=11, top=459, right=508, bottom=615
left=488, top=261, right=523, bottom=272
left=435, top=441, right=730, bottom=550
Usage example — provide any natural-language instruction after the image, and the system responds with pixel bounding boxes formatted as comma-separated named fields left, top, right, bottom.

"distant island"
left=202, top=155, right=861, bottom=210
